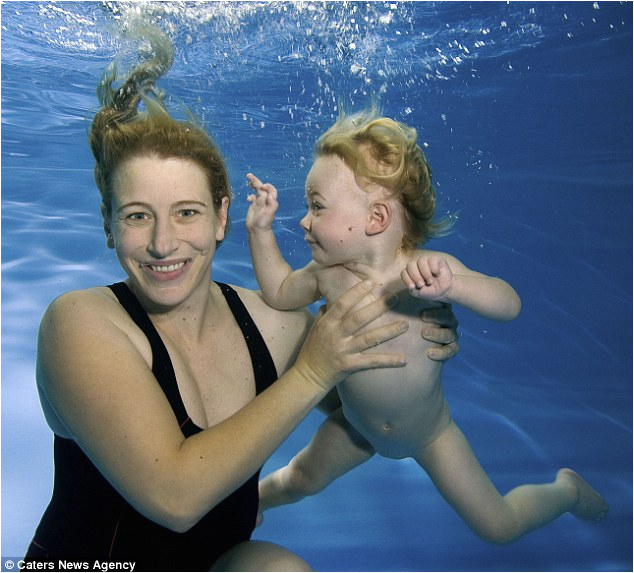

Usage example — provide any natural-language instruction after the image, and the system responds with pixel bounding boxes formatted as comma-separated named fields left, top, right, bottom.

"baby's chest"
left=319, top=266, right=438, bottom=326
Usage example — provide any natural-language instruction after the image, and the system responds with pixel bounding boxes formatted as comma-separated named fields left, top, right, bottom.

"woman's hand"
left=293, top=281, right=408, bottom=391
left=421, top=304, right=459, bottom=361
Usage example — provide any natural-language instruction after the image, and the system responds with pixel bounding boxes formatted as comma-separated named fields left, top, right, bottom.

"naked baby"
left=245, top=110, right=608, bottom=544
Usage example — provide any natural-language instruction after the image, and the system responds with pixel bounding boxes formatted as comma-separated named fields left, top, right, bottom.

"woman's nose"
left=148, top=217, right=178, bottom=258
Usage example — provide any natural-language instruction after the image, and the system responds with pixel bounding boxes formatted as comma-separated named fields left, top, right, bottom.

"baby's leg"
left=259, top=407, right=375, bottom=511
left=415, top=421, right=608, bottom=544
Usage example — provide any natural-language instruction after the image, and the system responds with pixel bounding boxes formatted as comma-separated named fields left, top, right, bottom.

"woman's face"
left=107, top=155, right=228, bottom=310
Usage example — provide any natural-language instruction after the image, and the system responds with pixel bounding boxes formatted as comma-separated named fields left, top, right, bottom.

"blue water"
left=1, top=2, right=631, bottom=571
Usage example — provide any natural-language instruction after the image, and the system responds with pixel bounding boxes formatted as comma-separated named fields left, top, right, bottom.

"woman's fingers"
left=421, top=304, right=458, bottom=331
left=427, top=339, right=459, bottom=361
left=323, top=280, right=376, bottom=320
left=333, top=283, right=408, bottom=368
left=421, top=304, right=460, bottom=362
left=296, top=282, right=409, bottom=390
left=326, top=281, right=396, bottom=335
left=347, top=318, right=408, bottom=354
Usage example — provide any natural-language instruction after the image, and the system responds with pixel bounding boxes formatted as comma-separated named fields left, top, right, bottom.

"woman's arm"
left=37, top=281, right=407, bottom=533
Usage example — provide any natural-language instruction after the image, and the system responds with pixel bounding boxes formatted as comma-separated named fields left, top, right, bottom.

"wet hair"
left=314, top=109, right=451, bottom=251
left=89, top=25, right=231, bottom=244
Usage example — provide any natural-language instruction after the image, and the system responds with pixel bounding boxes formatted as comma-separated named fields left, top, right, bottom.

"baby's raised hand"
left=401, top=255, right=454, bottom=301
left=246, top=173, right=279, bottom=233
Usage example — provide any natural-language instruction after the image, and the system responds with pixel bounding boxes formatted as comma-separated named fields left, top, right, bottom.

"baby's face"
left=299, top=155, right=373, bottom=265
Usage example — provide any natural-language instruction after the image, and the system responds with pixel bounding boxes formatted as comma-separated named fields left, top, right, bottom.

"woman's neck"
left=132, top=279, right=222, bottom=344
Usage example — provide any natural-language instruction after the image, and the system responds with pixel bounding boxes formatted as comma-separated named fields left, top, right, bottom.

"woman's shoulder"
left=43, top=286, right=126, bottom=326
left=224, top=284, right=314, bottom=373
left=226, top=284, right=313, bottom=328
left=41, top=285, right=150, bottom=353
left=36, top=286, right=151, bottom=437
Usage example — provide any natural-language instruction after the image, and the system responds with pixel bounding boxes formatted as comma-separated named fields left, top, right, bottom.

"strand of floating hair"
left=96, top=23, right=174, bottom=115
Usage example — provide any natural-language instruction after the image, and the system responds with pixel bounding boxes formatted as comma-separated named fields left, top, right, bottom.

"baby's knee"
left=474, top=518, right=520, bottom=545
left=285, top=458, right=329, bottom=497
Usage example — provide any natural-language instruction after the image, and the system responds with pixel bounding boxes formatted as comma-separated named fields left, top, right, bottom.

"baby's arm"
left=401, top=252, right=521, bottom=322
left=246, top=173, right=321, bottom=310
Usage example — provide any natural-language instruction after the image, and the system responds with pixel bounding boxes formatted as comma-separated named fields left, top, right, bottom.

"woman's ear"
left=215, top=196, right=230, bottom=242
left=100, top=204, right=115, bottom=249
left=366, top=201, right=391, bottom=236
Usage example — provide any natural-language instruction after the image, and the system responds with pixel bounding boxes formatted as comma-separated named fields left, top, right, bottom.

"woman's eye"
left=127, top=212, right=148, bottom=221
left=178, top=209, right=197, bottom=218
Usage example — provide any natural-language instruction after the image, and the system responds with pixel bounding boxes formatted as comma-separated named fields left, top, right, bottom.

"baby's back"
left=319, top=266, right=451, bottom=459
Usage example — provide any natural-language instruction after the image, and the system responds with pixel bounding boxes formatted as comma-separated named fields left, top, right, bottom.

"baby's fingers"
left=402, top=261, right=424, bottom=289
left=246, top=172, right=263, bottom=189
left=247, top=173, right=278, bottom=199
left=415, top=258, right=435, bottom=285
left=400, top=267, right=417, bottom=290
left=427, top=255, right=448, bottom=277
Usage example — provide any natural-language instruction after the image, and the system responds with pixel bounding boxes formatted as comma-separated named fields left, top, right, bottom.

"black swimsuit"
left=25, top=282, right=278, bottom=571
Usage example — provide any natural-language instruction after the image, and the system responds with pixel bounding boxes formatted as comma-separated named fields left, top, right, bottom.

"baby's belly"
left=322, top=271, right=451, bottom=459
left=338, top=323, right=450, bottom=459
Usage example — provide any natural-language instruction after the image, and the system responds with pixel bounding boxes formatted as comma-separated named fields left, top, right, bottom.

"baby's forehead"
left=304, top=183, right=320, bottom=198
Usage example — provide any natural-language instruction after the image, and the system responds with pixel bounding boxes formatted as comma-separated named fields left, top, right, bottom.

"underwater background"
left=2, top=2, right=632, bottom=571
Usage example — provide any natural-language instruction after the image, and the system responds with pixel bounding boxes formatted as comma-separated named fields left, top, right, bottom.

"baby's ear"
left=366, top=201, right=391, bottom=235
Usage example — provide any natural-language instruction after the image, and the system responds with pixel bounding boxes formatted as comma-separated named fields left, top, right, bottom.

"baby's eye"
left=309, top=201, right=323, bottom=213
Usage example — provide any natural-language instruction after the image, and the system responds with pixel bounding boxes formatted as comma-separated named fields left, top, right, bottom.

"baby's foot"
left=557, top=468, right=609, bottom=523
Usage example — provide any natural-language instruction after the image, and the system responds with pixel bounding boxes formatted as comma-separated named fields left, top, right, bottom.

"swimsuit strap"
left=108, top=282, right=191, bottom=429
left=107, top=282, right=278, bottom=429
left=215, top=282, right=278, bottom=394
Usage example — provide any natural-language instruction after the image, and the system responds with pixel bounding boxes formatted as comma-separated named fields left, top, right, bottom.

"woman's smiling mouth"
left=140, top=261, right=190, bottom=280
left=146, top=261, right=187, bottom=273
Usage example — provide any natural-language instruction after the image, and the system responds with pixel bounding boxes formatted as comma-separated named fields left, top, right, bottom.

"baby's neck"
left=342, top=247, right=412, bottom=283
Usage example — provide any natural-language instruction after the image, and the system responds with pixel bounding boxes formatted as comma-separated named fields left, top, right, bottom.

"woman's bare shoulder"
left=45, top=286, right=122, bottom=316
left=36, top=286, right=153, bottom=437
left=39, top=285, right=151, bottom=366
left=226, top=284, right=314, bottom=374
left=228, top=285, right=313, bottom=327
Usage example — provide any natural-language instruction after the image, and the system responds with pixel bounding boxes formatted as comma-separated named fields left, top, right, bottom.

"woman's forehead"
left=113, top=157, right=210, bottom=200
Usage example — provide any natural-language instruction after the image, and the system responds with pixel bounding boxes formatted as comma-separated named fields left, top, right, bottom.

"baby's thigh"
left=416, top=422, right=500, bottom=511
left=210, top=540, right=312, bottom=572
